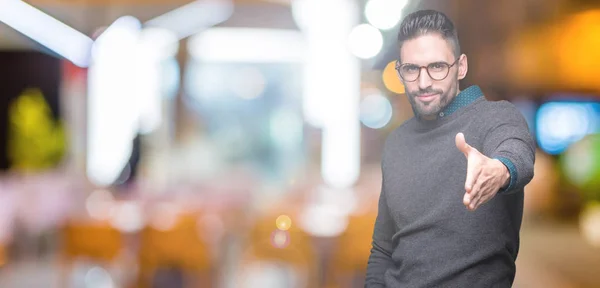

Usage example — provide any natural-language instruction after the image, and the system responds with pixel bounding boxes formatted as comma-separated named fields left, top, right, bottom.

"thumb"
left=455, top=132, right=472, bottom=157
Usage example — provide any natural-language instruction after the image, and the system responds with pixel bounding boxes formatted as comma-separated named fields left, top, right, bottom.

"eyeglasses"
left=395, top=58, right=459, bottom=82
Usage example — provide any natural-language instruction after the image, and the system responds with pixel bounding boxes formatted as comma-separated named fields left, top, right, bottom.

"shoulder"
left=475, top=99, right=528, bottom=125
left=478, top=99, right=521, bottom=116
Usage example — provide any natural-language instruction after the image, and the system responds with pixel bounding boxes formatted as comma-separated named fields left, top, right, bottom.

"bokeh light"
left=580, top=202, right=600, bottom=248
left=364, top=0, right=408, bottom=30
left=360, top=93, right=393, bottom=129
left=149, top=202, right=180, bottom=231
left=536, top=102, right=600, bottom=155
left=85, top=189, right=115, bottom=221
left=382, top=60, right=405, bottom=94
left=109, top=201, right=144, bottom=233
left=84, top=266, right=115, bottom=288
left=298, top=203, right=349, bottom=237
left=276, top=215, right=292, bottom=231
left=271, top=230, right=290, bottom=249
left=348, top=24, right=383, bottom=59
left=562, top=134, right=600, bottom=196
left=557, top=10, right=600, bottom=90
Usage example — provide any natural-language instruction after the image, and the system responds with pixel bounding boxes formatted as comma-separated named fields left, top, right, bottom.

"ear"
left=457, top=54, right=468, bottom=80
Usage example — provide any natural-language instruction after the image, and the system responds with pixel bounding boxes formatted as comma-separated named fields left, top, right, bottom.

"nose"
left=418, top=67, right=433, bottom=90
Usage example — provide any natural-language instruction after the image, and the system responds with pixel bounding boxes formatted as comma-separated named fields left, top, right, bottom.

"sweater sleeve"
left=482, top=101, right=536, bottom=194
left=365, top=168, right=395, bottom=287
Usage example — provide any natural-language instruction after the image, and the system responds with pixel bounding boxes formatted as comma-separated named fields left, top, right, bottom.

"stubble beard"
left=407, top=88, right=450, bottom=119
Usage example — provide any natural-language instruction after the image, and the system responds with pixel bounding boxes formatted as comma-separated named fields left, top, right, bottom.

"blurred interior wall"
left=0, top=51, right=61, bottom=170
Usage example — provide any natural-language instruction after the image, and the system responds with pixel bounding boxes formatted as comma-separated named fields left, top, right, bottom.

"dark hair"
left=397, top=9, right=461, bottom=59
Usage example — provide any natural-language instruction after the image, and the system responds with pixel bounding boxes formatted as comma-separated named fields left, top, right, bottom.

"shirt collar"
left=438, top=85, right=484, bottom=118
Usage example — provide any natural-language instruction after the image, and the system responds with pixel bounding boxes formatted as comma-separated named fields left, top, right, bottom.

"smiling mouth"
left=416, top=94, right=438, bottom=102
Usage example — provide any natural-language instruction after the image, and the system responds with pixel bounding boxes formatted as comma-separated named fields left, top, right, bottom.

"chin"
left=416, top=106, right=439, bottom=117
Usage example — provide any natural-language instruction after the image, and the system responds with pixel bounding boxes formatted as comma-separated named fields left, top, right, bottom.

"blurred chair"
left=236, top=211, right=319, bottom=288
left=136, top=212, right=213, bottom=288
left=326, top=210, right=377, bottom=288
left=60, top=221, right=123, bottom=287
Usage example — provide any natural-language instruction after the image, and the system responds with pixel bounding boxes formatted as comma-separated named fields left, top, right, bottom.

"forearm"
left=491, top=139, right=535, bottom=194
left=484, top=104, right=536, bottom=194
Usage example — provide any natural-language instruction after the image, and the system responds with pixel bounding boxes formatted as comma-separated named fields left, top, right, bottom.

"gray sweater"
left=365, top=86, right=535, bottom=288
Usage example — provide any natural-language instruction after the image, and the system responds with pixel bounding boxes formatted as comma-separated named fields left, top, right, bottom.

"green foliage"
left=7, top=88, right=66, bottom=171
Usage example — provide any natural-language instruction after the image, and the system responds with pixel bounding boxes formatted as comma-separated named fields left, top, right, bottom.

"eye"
left=429, top=63, right=446, bottom=71
left=402, top=65, right=419, bottom=73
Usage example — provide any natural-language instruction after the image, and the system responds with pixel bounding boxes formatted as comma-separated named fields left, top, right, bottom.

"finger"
left=464, top=160, right=481, bottom=193
left=455, top=133, right=471, bottom=157
left=471, top=193, right=486, bottom=211
left=463, top=192, right=471, bottom=207
left=464, top=180, right=481, bottom=209
left=480, top=186, right=496, bottom=207
left=467, top=192, right=481, bottom=211
left=472, top=185, right=495, bottom=210
left=470, top=192, right=482, bottom=210
left=469, top=178, right=484, bottom=206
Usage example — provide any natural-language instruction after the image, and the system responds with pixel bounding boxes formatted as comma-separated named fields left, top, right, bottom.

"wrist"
left=493, top=159, right=510, bottom=188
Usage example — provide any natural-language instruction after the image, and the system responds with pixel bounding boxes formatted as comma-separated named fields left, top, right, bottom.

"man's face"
left=399, top=33, right=467, bottom=120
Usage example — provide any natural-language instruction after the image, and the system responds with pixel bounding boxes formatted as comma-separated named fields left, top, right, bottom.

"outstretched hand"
left=455, top=133, right=510, bottom=211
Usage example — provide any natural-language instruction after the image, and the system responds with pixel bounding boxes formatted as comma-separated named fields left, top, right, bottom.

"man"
left=365, top=9, right=535, bottom=288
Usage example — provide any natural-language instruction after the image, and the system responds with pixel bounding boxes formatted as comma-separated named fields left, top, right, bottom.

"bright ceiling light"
left=0, top=0, right=93, bottom=67
left=87, top=16, right=142, bottom=187
left=138, top=27, right=179, bottom=61
left=188, top=28, right=306, bottom=63
left=145, top=0, right=233, bottom=40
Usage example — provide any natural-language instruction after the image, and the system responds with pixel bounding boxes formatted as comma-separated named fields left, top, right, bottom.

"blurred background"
left=0, top=0, right=599, bottom=287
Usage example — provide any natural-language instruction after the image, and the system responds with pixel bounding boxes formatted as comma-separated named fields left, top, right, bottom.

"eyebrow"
left=401, top=61, right=449, bottom=66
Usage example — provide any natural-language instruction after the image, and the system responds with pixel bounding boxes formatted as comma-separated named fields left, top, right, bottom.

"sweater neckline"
left=411, top=97, right=486, bottom=132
